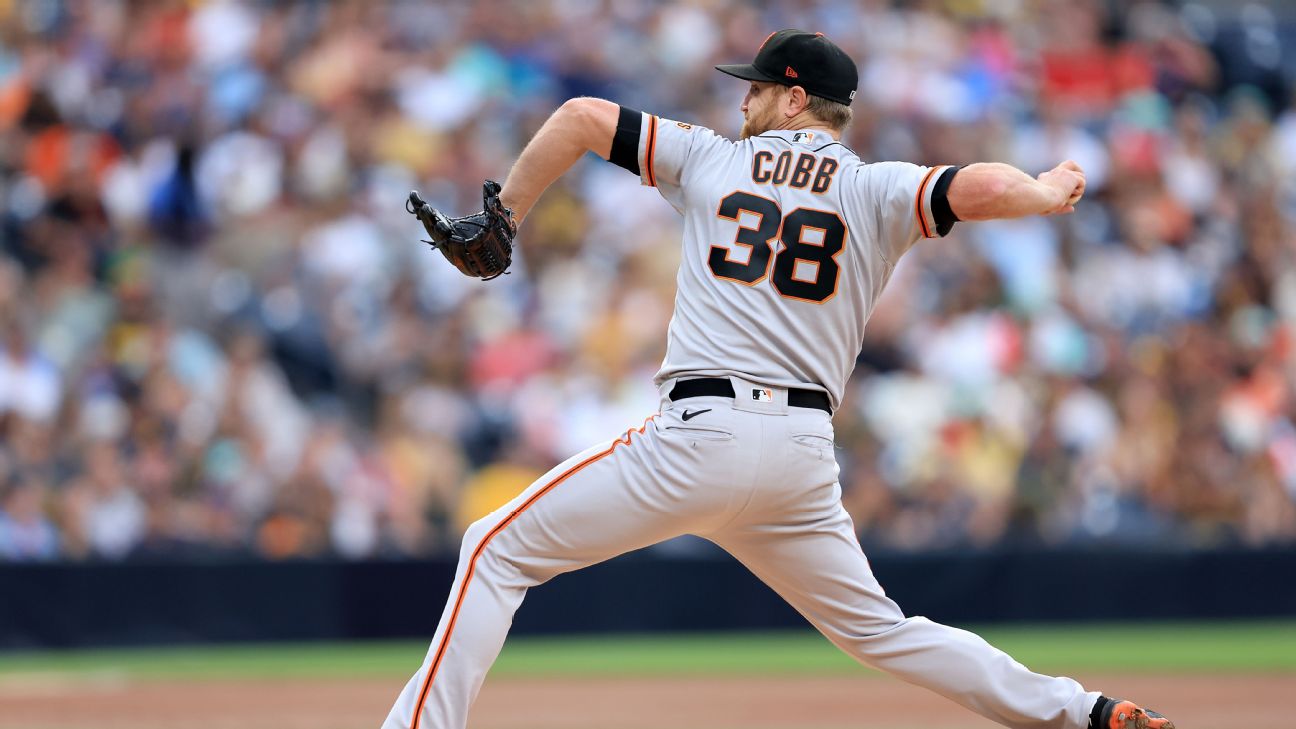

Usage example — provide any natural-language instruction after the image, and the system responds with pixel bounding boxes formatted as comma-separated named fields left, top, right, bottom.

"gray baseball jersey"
left=635, top=113, right=955, bottom=410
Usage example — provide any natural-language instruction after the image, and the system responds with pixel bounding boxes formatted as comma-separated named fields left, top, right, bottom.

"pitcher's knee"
left=456, top=514, right=547, bottom=586
left=824, top=611, right=916, bottom=654
left=458, top=516, right=495, bottom=559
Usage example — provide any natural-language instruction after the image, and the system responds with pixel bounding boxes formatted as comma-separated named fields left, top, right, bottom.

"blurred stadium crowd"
left=1, top=0, right=1295, bottom=561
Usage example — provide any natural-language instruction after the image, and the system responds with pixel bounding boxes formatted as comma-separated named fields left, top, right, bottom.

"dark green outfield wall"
left=1, top=546, right=1293, bottom=648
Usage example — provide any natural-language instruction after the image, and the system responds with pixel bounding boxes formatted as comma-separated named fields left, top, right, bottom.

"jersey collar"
left=754, top=128, right=838, bottom=145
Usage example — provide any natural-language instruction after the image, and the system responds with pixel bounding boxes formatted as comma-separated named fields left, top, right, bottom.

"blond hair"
left=806, top=94, right=852, bottom=132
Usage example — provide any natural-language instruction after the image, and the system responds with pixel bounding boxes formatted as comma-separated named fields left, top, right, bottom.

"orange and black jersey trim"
left=609, top=105, right=644, bottom=176
left=921, top=165, right=961, bottom=238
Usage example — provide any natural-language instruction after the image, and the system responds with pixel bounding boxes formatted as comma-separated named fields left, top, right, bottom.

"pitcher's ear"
left=785, top=85, right=809, bottom=116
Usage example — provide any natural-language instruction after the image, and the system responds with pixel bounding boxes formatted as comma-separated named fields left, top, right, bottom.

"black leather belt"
left=669, top=378, right=831, bottom=414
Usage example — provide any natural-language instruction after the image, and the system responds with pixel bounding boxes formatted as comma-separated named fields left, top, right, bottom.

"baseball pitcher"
left=387, top=30, right=1174, bottom=729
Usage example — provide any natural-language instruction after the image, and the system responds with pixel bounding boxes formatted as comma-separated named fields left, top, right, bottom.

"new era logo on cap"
left=785, top=66, right=798, bottom=78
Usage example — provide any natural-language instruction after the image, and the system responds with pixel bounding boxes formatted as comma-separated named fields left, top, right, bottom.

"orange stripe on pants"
left=408, top=417, right=655, bottom=729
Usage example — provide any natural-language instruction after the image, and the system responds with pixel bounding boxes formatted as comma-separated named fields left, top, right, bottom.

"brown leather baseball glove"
left=407, top=180, right=516, bottom=280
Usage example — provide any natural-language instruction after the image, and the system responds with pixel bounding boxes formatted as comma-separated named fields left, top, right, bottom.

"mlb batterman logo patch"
left=791, top=132, right=816, bottom=144
left=753, top=388, right=774, bottom=402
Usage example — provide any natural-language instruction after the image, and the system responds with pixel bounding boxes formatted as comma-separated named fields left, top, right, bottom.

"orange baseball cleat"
left=1095, top=698, right=1176, bottom=729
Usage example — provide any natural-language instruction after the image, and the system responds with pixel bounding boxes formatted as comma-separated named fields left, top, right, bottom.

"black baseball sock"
left=1089, top=695, right=1112, bottom=729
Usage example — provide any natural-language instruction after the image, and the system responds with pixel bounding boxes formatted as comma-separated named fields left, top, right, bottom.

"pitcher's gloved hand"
left=407, top=180, right=516, bottom=280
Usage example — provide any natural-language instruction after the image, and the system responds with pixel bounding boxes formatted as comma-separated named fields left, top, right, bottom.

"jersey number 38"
left=709, top=191, right=845, bottom=304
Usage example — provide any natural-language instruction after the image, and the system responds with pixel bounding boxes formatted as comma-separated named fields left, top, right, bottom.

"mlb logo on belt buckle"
left=752, top=388, right=773, bottom=402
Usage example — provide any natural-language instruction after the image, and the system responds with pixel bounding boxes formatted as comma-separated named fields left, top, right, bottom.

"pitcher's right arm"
left=946, top=161, right=1086, bottom=220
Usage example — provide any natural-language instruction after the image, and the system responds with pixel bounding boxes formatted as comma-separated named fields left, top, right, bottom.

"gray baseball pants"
left=382, top=376, right=1099, bottom=729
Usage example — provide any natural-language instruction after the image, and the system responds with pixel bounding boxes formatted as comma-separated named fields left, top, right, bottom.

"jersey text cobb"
left=751, top=150, right=839, bottom=193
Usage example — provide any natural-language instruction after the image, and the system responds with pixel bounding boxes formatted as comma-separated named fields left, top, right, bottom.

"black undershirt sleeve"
left=608, top=106, right=642, bottom=175
left=930, top=165, right=962, bottom=237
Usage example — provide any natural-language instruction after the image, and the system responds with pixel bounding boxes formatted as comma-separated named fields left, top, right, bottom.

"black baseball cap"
left=716, top=29, right=858, bottom=106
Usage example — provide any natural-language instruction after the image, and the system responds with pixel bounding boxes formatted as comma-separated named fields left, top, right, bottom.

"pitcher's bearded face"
left=740, top=82, right=782, bottom=139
